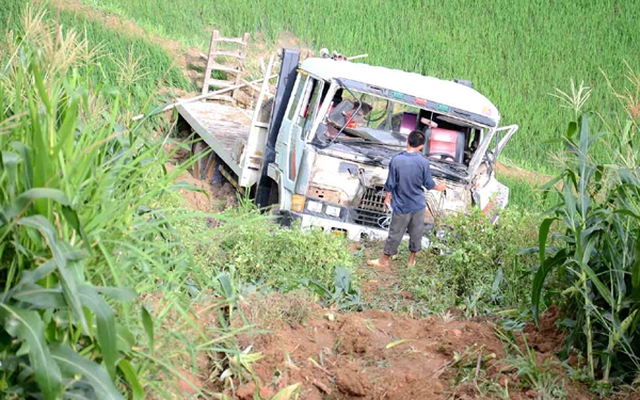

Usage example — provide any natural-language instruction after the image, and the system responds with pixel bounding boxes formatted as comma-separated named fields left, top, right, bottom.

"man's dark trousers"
left=383, top=209, right=425, bottom=255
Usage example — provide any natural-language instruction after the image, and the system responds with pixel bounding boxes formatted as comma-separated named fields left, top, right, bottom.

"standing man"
left=367, top=130, right=446, bottom=268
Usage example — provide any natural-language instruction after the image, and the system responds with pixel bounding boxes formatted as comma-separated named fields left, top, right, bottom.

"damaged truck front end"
left=269, top=57, right=518, bottom=242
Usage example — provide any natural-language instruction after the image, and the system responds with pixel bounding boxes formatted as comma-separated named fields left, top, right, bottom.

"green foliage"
left=80, top=0, right=639, bottom=171
left=212, top=198, right=356, bottom=290
left=305, top=267, right=362, bottom=311
left=0, top=9, right=146, bottom=398
left=0, top=0, right=191, bottom=117
left=532, top=107, right=640, bottom=384
left=495, top=329, right=567, bottom=399
left=403, top=209, right=539, bottom=316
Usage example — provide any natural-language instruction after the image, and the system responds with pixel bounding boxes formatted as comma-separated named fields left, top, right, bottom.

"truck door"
left=276, top=73, right=324, bottom=192
left=492, top=125, right=519, bottom=159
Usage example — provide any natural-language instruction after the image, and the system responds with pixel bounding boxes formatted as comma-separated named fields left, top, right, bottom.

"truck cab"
left=178, top=49, right=518, bottom=242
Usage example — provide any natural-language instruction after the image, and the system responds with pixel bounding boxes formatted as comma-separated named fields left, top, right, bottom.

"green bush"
left=404, top=208, right=539, bottom=316
left=0, top=9, right=144, bottom=398
left=212, top=199, right=356, bottom=290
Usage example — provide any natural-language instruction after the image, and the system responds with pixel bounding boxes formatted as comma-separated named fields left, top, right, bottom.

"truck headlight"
left=325, top=205, right=342, bottom=218
left=307, top=200, right=323, bottom=213
left=291, top=194, right=306, bottom=213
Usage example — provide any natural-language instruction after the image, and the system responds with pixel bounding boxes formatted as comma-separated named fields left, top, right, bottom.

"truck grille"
left=353, top=187, right=389, bottom=228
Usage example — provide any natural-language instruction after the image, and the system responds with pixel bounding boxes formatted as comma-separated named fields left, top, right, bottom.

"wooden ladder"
left=201, top=30, right=250, bottom=102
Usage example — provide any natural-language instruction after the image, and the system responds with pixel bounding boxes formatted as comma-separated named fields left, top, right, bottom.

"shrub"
left=404, top=208, right=539, bottom=316
left=212, top=198, right=356, bottom=290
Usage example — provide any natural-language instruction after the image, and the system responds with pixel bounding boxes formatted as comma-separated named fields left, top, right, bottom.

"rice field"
left=76, top=0, right=640, bottom=172
left=1, top=0, right=191, bottom=115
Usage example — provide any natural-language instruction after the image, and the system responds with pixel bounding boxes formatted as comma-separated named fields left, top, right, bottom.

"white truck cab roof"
left=300, top=57, right=500, bottom=128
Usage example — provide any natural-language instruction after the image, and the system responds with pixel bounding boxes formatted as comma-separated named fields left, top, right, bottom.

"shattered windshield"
left=313, top=84, right=484, bottom=179
left=316, top=88, right=416, bottom=148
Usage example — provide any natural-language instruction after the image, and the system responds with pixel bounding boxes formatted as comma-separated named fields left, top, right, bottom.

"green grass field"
left=1, top=0, right=191, bottom=113
left=79, top=0, right=640, bottom=172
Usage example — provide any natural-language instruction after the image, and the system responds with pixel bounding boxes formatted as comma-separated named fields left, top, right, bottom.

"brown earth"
left=221, top=295, right=593, bottom=400
left=163, top=161, right=236, bottom=213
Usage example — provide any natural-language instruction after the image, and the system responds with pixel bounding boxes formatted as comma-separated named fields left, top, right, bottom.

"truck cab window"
left=287, top=74, right=308, bottom=121
left=299, top=79, right=324, bottom=139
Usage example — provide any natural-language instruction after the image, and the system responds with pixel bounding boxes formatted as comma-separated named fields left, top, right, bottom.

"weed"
left=212, top=198, right=357, bottom=291
left=495, top=329, right=567, bottom=399
left=305, top=267, right=362, bottom=311
left=240, top=291, right=314, bottom=329
left=400, top=208, right=539, bottom=316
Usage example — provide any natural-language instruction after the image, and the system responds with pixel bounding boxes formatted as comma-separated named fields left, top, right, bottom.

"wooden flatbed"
left=177, top=99, right=270, bottom=188
left=177, top=101, right=253, bottom=177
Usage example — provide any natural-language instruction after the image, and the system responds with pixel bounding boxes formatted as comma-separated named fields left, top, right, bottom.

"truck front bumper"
left=281, top=211, right=431, bottom=248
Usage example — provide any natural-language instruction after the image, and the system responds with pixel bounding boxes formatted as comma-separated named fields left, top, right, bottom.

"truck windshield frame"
left=305, top=78, right=505, bottom=177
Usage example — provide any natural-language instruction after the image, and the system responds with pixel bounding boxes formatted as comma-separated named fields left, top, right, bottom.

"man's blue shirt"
left=384, top=152, right=436, bottom=214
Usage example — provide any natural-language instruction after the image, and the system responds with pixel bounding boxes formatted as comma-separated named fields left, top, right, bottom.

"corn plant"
left=0, top=7, right=174, bottom=398
left=532, top=77, right=640, bottom=385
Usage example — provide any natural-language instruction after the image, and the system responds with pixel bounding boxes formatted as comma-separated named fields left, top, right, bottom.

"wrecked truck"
left=177, top=49, right=518, bottom=242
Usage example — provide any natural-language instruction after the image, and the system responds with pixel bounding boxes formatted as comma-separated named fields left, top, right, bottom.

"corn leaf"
left=271, top=383, right=301, bottom=400
left=0, top=304, right=62, bottom=400
left=633, top=237, right=640, bottom=299
left=141, top=306, right=154, bottom=356
left=386, top=339, right=410, bottom=349
left=6, top=188, right=70, bottom=220
left=538, top=218, right=555, bottom=267
left=532, top=249, right=567, bottom=324
left=51, top=344, right=125, bottom=400
left=12, top=283, right=66, bottom=309
left=118, top=359, right=144, bottom=400
left=78, top=285, right=119, bottom=379
left=97, top=286, right=138, bottom=302
left=17, top=216, right=89, bottom=332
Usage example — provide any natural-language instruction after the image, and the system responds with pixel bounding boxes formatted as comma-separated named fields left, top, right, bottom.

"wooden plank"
left=215, top=36, right=247, bottom=45
left=202, top=30, right=220, bottom=96
left=205, top=78, right=235, bottom=88
left=212, top=51, right=245, bottom=59
left=131, top=74, right=278, bottom=121
left=208, top=95, right=236, bottom=103
left=233, top=32, right=250, bottom=99
left=177, top=103, right=247, bottom=177
left=210, top=63, right=242, bottom=74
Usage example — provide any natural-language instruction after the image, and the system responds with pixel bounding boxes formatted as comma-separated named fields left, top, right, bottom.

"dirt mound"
left=163, top=162, right=236, bottom=212
left=231, top=305, right=504, bottom=400
left=524, top=305, right=565, bottom=356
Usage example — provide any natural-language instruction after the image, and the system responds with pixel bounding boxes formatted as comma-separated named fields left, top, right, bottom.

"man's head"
left=407, top=130, right=426, bottom=151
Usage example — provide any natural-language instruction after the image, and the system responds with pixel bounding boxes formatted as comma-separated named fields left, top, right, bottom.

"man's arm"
left=424, top=160, right=446, bottom=192
left=384, top=158, right=396, bottom=210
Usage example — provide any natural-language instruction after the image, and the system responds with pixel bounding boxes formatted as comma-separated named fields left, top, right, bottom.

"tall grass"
left=532, top=74, right=640, bottom=388
left=0, top=6, right=242, bottom=398
left=0, top=6, right=154, bottom=397
left=1, top=0, right=192, bottom=117
left=81, top=0, right=639, bottom=171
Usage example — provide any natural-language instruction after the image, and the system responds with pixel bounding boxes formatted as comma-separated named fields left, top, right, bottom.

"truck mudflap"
left=282, top=211, right=431, bottom=248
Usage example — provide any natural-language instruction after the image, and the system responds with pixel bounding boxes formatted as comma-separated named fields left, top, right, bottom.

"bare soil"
left=222, top=295, right=593, bottom=400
